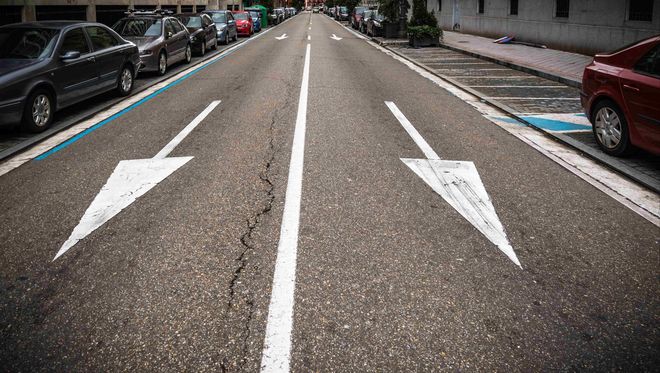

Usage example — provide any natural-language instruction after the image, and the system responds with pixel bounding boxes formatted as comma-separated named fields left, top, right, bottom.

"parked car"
left=358, top=10, right=375, bottom=33
left=175, top=13, right=217, bottom=56
left=113, top=10, right=191, bottom=76
left=0, top=21, right=140, bottom=132
left=232, top=11, right=253, bottom=37
left=581, top=35, right=660, bottom=156
left=246, top=9, right=262, bottom=32
left=269, top=8, right=285, bottom=25
left=203, top=10, right=238, bottom=45
left=337, top=6, right=349, bottom=21
left=328, top=7, right=336, bottom=18
left=312, top=6, right=319, bottom=13
left=366, top=12, right=386, bottom=37
left=350, top=6, right=368, bottom=29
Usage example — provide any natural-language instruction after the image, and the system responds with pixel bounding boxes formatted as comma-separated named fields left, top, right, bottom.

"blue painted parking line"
left=490, top=113, right=592, bottom=133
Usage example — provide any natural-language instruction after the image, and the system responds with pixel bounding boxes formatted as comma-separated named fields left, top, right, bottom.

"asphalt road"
left=1, top=13, right=658, bottom=372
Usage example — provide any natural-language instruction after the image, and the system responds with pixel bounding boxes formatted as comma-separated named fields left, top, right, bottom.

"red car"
left=232, top=11, right=253, bottom=36
left=581, top=35, right=660, bottom=156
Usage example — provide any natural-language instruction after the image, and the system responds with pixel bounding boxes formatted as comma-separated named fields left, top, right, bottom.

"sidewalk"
left=441, top=31, right=593, bottom=87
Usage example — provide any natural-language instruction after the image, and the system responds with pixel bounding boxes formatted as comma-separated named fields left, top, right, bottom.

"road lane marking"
left=386, top=101, right=522, bottom=268
left=260, top=43, right=311, bottom=373
left=309, top=26, right=311, bottom=30
left=53, top=100, right=221, bottom=261
left=0, top=22, right=280, bottom=177
left=330, top=34, right=343, bottom=40
left=308, top=35, right=311, bottom=40
left=276, top=33, right=288, bottom=40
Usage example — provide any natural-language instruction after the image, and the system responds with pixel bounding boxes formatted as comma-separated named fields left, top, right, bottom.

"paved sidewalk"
left=441, top=31, right=593, bottom=87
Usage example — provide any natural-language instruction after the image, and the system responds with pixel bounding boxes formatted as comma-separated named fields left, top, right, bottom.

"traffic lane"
left=0, top=17, right=308, bottom=371
left=0, top=38, right=250, bottom=156
left=292, top=14, right=659, bottom=371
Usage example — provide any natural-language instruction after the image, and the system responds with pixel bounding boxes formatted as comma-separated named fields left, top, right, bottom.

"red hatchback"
left=232, top=11, right=253, bottom=36
left=581, top=35, right=660, bottom=156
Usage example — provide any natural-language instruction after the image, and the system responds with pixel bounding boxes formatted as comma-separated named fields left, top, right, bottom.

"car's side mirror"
left=60, top=51, right=80, bottom=60
left=166, top=31, right=173, bottom=39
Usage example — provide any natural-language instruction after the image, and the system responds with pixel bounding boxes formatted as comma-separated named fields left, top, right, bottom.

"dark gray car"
left=203, top=10, right=238, bottom=45
left=113, top=11, right=192, bottom=75
left=0, top=21, right=140, bottom=132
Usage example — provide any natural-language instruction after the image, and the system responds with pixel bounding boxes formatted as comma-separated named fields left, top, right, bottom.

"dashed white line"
left=308, top=35, right=311, bottom=40
left=260, top=43, right=311, bottom=373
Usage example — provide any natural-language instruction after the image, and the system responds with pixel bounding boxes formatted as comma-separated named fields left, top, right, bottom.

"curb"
left=437, top=42, right=583, bottom=89
left=378, top=43, right=659, bottom=194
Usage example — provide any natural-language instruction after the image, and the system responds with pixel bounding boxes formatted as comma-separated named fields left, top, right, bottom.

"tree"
left=409, top=0, right=437, bottom=27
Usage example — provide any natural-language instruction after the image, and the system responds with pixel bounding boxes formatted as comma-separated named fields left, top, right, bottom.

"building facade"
left=427, top=0, right=660, bottom=55
left=0, top=0, right=288, bottom=27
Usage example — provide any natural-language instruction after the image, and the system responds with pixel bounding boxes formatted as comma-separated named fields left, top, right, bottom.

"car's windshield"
left=178, top=16, right=202, bottom=28
left=0, top=28, right=59, bottom=59
left=208, top=13, right=227, bottom=23
left=340, top=7, right=348, bottom=12
left=113, top=18, right=162, bottom=37
left=233, top=13, right=249, bottom=20
left=356, top=7, right=367, bottom=15
left=363, top=10, right=374, bottom=18
left=249, top=12, right=260, bottom=19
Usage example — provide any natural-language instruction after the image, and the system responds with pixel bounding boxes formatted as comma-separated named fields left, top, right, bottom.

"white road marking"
left=368, top=41, right=659, bottom=226
left=53, top=100, right=221, bottom=261
left=276, top=33, right=288, bottom=40
left=330, top=33, right=343, bottom=40
left=0, top=25, right=277, bottom=178
left=309, top=26, right=311, bottom=30
left=260, top=43, right=311, bottom=373
left=386, top=101, right=522, bottom=268
left=308, top=35, right=311, bottom=40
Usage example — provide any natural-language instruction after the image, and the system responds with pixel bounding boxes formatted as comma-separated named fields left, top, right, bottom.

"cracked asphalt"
left=1, top=12, right=659, bottom=372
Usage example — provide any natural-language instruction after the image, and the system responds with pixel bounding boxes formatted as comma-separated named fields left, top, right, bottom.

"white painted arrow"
left=53, top=100, right=221, bottom=261
left=330, top=34, right=342, bottom=40
left=275, top=33, right=288, bottom=40
left=385, top=101, right=521, bottom=268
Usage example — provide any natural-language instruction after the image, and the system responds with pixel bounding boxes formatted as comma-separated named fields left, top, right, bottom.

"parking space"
left=391, top=46, right=660, bottom=191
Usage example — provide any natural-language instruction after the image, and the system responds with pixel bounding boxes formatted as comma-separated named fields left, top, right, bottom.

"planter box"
left=382, top=23, right=399, bottom=39
left=408, top=35, right=440, bottom=48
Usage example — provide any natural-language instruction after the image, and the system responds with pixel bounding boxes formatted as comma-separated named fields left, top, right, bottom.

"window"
left=438, top=0, right=442, bottom=12
left=60, top=28, right=90, bottom=55
left=86, top=26, right=119, bottom=51
left=165, top=19, right=176, bottom=36
left=510, top=0, right=518, bottom=15
left=635, top=45, right=660, bottom=77
left=629, top=0, right=653, bottom=22
left=555, top=0, right=569, bottom=18
left=478, top=0, right=484, bottom=14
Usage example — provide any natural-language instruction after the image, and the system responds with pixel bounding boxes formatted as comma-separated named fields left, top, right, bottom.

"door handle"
left=86, top=56, right=95, bottom=62
left=623, top=84, right=640, bottom=92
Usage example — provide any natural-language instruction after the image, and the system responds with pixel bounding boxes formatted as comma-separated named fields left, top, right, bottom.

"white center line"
left=385, top=101, right=440, bottom=160
left=260, top=43, right=311, bottom=373
left=308, top=35, right=311, bottom=40
left=309, top=26, right=311, bottom=30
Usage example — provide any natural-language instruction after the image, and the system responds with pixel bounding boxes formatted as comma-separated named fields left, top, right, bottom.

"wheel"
left=232, top=32, right=237, bottom=42
left=592, top=99, right=633, bottom=156
left=222, top=32, right=229, bottom=45
left=116, top=65, right=134, bottom=96
left=22, top=89, right=53, bottom=133
left=157, top=51, right=167, bottom=75
left=212, top=37, right=217, bottom=50
left=184, top=44, right=192, bottom=63
left=200, top=40, right=206, bottom=56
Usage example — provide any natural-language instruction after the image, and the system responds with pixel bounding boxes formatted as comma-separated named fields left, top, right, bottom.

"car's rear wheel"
left=116, top=65, right=134, bottom=96
left=200, top=40, right=206, bottom=55
left=22, top=89, right=53, bottom=133
left=158, top=51, right=167, bottom=75
left=592, top=99, right=633, bottom=156
left=184, top=44, right=192, bottom=63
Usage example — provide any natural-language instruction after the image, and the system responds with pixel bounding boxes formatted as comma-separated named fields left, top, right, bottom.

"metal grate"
left=629, top=0, right=653, bottom=21
left=555, top=0, right=569, bottom=18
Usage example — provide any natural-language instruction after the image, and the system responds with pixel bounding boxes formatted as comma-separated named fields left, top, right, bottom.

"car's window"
left=178, top=16, right=201, bottom=28
left=634, top=45, right=660, bottom=78
left=113, top=18, right=162, bottom=37
left=209, top=13, right=227, bottom=23
left=0, top=27, right=59, bottom=59
left=165, top=19, right=176, bottom=36
left=86, top=26, right=119, bottom=51
left=227, top=13, right=234, bottom=21
left=174, top=19, right=186, bottom=33
left=60, top=27, right=90, bottom=55
left=201, top=14, right=212, bottom=26
left=234, top=13, right=248, bottom=20
left=250, top=12, right=260, bottom=19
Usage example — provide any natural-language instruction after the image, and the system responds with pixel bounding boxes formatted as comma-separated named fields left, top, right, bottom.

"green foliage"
left=409, top=0, right=437, bottom=27
left=407, top=25, right=441, bottom=38
left=378, top=0, right=408, bottom=22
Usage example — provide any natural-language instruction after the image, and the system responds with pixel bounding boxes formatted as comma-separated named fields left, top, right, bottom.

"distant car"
left=350, top=6, right=367, bottom=29
left=337, top=6, right=349, bottom=21
left=203, top=10, right=238, bottom=45
left=0, top=21, right=140, bottom=132
left=113, top=10, right=191, bottom=75
left=312, top=7, right=319, bottom=13
left=269, top=8, right=285, bottom=25
left=175, top=13, right=217, bottom=56
left=581, top=35, right=660, bottom=156
left=358, top=10, right=375, bottom=33
left=246, top=10, right=262, bottom=32
left=232, top=11, right=253, bottom=37
left=366, top=12, right=385, bottom=37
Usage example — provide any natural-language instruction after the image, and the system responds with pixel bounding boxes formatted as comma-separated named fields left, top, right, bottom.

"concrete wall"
left=428, top=0, right=660, bottom=55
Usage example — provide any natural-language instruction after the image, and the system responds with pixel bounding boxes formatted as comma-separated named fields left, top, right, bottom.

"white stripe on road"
left=308, top=35, right=311, bottom=40
left=154, top=100, right=221, bottom=159
left=260, top=43, right=311, bottom=373
left=385, top=101, right=440, bottom=160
